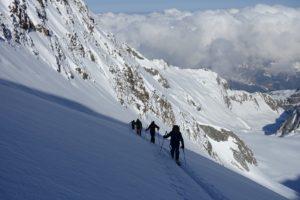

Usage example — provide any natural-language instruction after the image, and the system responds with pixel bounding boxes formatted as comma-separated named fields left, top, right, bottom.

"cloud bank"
left=97, top=5, right=300, bottom=80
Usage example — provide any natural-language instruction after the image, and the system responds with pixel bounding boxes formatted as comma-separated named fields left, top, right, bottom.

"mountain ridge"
left=0, top=0, right=283, bottom=172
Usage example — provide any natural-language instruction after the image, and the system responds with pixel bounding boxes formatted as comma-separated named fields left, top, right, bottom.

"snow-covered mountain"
left=0, top=0, right=282, bottom=171
left=0, top=0, right=299, bottom=199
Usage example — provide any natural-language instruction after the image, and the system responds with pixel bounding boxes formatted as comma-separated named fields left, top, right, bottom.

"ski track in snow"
left=181, top=165, right=230, bottom=200
left=160, top=149, right=229, bottom=200
left=135, top=132, right=191, bottom=200
left=160, top=158, right=189, bottom=200
left=139, top=131, right=229, bottom=200
left=157, top=150, right=191, bottom=200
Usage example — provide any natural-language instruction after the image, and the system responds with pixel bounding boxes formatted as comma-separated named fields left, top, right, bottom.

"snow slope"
left=0, top=41, right=298, bottom=200
left=0, top=64, right=292, bottom=200
left=0, top=0, right=273, bottom=173
left=0, top=79, right=212, bottom=200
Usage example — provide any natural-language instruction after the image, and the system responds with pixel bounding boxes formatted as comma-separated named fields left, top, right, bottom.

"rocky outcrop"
left=277, top=106, right=300, bottom=136
left=267, top=90, right=300, bottom=136
left=186, top=95, right=201, bottom=111
left=9, top=0, right=35, bottom=32
left=126, top=46, right=144, bottom=60
left=144, top=67, right=170, bottom=88
left=112, top=64, right=175, bottom=125
left=217, top=76, right=280, bottom=112
left=149, top=92, right=176, bottom=125
left=179, top=112, right=256, bottom=171
left=287, top=90, right=300, bottom=105
left=260, top=93, right=279, bottom=111
left=200, top=125, right=257, bottom=171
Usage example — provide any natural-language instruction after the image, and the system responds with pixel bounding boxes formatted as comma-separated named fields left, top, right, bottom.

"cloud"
left=97, top=5, right=300, bottom=80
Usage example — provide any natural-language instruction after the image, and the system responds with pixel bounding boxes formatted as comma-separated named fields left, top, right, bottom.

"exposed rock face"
left=113, top=64, right=150, bottom=113
left=270, top=89, right=300, bottom=109
left=144, top=67, right=170, bottom=88
left=150, top=93, right=176, bottom=125
left=126, top=46, right=144, bottom=60
left=110, top=63, right=175, bottom=125
left=9, top=0, right=35, bottom=31
left=186, top=95, right=201, bottom=111
left=179, top=112, right=256, bottom=171
left=0, top=23, right=12, bottom=41
left=217, top=75, right=279, bottom=112
left=230, top=93, right=259, bottom=107
left=260, top=93, right=280, bottom=111
left=277, top=106, right=300, bottom=136
left=287, top=90, right=300, bottom=105
left=200, top=125, right=257, bottom=171
left=268, top=90, right=300, bottom=136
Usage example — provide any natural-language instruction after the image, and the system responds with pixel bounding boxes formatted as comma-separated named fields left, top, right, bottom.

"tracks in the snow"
left=134, top=130, right=229, bottom=200
left=158, top=144, right=230, bottom=200
left=181, top=165, right=230, bottom=200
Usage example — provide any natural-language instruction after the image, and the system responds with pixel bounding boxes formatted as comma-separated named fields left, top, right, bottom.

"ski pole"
left=144, top=129, right=147, bottom=140
left=160, top=131, right=167, bottom=153
left=183, top=149, right=187, bottom=166
left=157, top=131, right=160, bottom=145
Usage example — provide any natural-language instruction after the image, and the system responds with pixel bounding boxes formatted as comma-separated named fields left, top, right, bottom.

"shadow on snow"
left=263, top=110, right=290, bottom=135
left=0, top=78, right=123, bottom=125
left=282, top=176, right=300, bottom=196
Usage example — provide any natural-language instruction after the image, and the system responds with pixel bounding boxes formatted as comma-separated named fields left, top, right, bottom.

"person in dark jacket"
left=145, top=121, right=160, bottom=144
left=163, top=125, right=184, bottom=164
left=135, top=119, right=142, bottom=136
left=131, top=120, right=136, bottom=130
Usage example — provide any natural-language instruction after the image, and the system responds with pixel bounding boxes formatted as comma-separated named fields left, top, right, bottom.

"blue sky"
left=86, top=0, right=300, bottom=13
